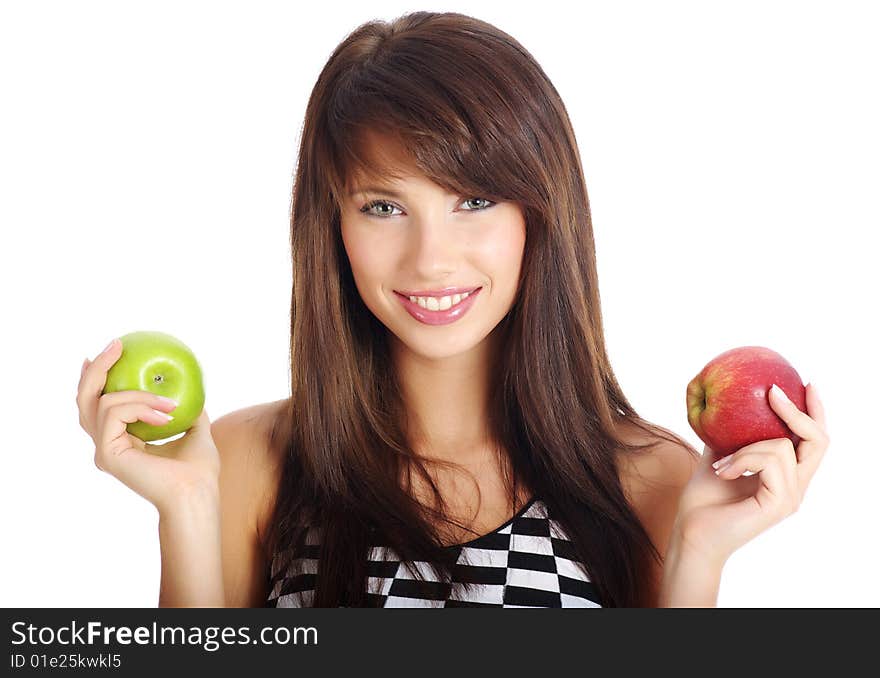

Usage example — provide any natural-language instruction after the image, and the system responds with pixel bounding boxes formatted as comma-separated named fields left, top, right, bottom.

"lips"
left=394, top=285, right=481, bottom=297
left=394, top=287, right=482, bottom=326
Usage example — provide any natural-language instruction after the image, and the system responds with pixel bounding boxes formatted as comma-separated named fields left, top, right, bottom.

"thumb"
left=700, top=444, right=716, bottom=466
left=158, top=408, right=210, bottom=439
left=179, top=409, right=220, bottom=470
left=147, top=408, right=212, bottom=458
left=190, top=408, right=211, bottom=430
left=181, top=408, right=212, bottom=441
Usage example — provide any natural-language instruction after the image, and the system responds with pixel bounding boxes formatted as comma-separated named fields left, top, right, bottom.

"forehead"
left=347, top=130, right=422, bottom=187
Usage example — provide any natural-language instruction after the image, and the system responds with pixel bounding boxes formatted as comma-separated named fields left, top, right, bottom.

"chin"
left=409, top=342, right=477, bottom=362
left=397, top=324, right=497, bottom=361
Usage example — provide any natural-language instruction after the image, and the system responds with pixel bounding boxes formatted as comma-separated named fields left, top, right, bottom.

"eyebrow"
left=349, top=186, right=406, bottom=199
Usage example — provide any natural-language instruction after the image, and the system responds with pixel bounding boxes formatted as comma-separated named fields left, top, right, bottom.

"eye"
left=461, top=197, right=495, bottom=211
left=359, top=197, right=496, bottom=218
left=360, top=200, right=403, bottom=218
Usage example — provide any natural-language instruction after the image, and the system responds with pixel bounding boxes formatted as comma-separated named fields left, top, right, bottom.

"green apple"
left=102, top=330, right=206, bottom=442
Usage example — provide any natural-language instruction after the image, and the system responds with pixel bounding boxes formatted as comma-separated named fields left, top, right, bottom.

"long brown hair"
left=263, top=10, right=697, bottom=607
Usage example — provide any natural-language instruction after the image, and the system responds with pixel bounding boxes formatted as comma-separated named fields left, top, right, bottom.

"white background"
left=1, top=0, right=877, bottom=607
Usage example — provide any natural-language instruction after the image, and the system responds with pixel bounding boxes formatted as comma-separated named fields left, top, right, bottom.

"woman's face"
left=339, top=140, right=526, bottom=362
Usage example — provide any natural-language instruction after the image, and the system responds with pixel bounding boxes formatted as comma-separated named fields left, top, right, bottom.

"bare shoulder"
left=614, top=418, right=700, bottom=499
left=209, top=398, right=288, bottom=607
left=613, top=419, right=701, bottom=605
left=211, top=398, right=288, bottom=538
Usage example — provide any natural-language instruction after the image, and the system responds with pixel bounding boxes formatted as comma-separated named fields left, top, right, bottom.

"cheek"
left=478, top=222, right=525, bottom=283
left=341, top=225, right=391, bottom=287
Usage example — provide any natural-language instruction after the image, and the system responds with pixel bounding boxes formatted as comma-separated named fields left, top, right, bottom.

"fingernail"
left=715, top=462, right=733, bottom=475
left=152, top=409, right=174, bottom=421
left=101, top=338, right=118, bottom=355
left=770, top=383, right=789, bottom=402
left=157, top=396, right=179, bottom=409
left=712, top=453, right=734, bottom=469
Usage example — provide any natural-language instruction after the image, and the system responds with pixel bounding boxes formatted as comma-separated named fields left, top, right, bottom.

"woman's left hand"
left=673, top=383, right=829, bottom=566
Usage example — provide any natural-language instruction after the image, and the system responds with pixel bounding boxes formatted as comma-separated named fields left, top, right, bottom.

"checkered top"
left=266, top=496, right=603, bottom=608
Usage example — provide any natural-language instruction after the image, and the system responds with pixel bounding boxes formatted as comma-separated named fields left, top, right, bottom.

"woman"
left=75, top=11, right=829, bottom=607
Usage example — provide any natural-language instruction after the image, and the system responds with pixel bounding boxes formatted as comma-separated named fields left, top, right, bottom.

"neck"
left=391, top=328, right=500, bottom=464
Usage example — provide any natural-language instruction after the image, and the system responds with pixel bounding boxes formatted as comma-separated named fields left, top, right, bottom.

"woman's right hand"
left=76, top=338, right=221, bottom=513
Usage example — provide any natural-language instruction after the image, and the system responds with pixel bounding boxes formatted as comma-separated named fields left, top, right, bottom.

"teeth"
left=407, top=290, right=472, bottom=310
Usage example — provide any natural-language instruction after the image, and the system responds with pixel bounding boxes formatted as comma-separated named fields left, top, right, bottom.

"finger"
left=77, top=357, right=94, bottom=432
left=147, top=409, right=214, bottom=464
left=702, top=444, right=730, bottom=463
left=76, top=339, right=121, bottom=411
left=794, top=382, right=830, bottom=496
left=769, top=383, right=830, bottom=490
left=145, top=408, right=209, bottom=452
left=805, top=382, right=827, bottom=436
left=768, top=383, right=824, bottom=444
left=186, top=408, right=211, bottom=437
left=98, top=401, right=175, bottom=450
left=698, top=444, right=723, bottom=473
left=712, top=437, right=798, bottom=469
left=83, top=388, right=177, bottom=436
left=98, top=389, right=179, bottom=412
left=77, top=359, right=92, bottom=424
left=715, top=447, right=798, bottom=515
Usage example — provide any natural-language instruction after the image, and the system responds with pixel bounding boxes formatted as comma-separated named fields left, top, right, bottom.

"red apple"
left=686, top=346, right=807, bottom=458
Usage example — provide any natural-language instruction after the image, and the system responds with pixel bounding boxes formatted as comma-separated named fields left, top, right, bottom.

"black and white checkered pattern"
left=267, top=496, right=603, bottom=608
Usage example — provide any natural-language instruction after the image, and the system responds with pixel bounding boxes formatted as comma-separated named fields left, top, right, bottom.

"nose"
left=407, top=213, right=460, bottom=279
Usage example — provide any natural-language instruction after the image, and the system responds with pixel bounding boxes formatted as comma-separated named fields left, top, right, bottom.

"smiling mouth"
left=394, top=288, right=481, bottom=311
